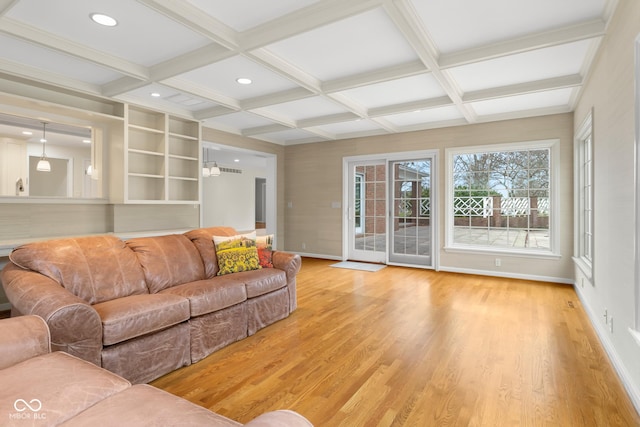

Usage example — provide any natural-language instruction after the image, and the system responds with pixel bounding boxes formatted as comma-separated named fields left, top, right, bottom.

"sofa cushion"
left=214, top=232, right=261, bottom=276
left=9, top=235, right=148, bottom=305
left=232, top=268, right=287, bottom=298
left=60, top=384, right=242, bottom=427
left=0, top=351, right=130, bottom=426
left=159, top=277, right=247, bottom=317
left=184, top=226, right=237, bottom=278
left=256, top=234, right=274, bottom=268
left=126, top=234, right=205, bottom=294
left=93, top=294, right=190, bottom=346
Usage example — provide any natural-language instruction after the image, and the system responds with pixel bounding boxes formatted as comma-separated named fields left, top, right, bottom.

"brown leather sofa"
left=0, top=315, right=313, bottom=426
left=1, top=227, right=301, bottom=384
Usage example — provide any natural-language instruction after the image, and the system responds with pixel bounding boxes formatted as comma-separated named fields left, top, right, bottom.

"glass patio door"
left=347, top=161, right=386, bottom=263
left=388, top=159, right=433, bottom=267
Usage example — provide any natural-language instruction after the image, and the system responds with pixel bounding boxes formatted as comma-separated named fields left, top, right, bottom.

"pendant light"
left=210, top=161, right=221, bottom=177
left=36, top=122, right=51, bottom=172
left=202, top=147, right=210, bottom=177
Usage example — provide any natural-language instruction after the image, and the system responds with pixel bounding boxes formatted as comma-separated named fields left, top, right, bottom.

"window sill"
left=444, top=245, right=561, bottom=260
left=572, top=256, right=593, bottom=281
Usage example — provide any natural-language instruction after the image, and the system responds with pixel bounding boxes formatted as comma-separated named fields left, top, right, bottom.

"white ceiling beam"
left=384, top=0, right=477, bottom=123
left=322, top=60, right=428, bottom=93
left=241, top=87, right=314, bottom=111
left=160, top=77, right=241, bottom=110
left=368, top=96, right=453, bottom=118
left=151, top=44, right=236, bottom=82
left=462, top=75, right=583, bottom=103
left=135, top=0, right=239, bottom=50
left=242, top=123, right=292, bottom=137
left=240, top=0, right=383, bottom=50
left=0, top=18, right=149, bottom=79
left=298, top=112, right=360, bottom=128
left=0, top=0, right=18, bottom=16
left=369, top=116, right=398, bottom=133
left=298, top=126, right=337, bottom=141
left=102, top=77, right=147, bottom=98
left=247, top=49, right=322, bottom=93
left=244, top=108, right=297, bottom=130
left=439, top=20, right=607, bottom=69
left=0, top=57, right=102, bottom=96
left=193, top=106, right=237, bottom=121
left=474, top=105, right=572, bottom=124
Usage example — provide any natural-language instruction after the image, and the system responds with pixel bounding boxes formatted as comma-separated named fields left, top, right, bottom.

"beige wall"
left=284, top=113, right=574, bottom=281
left=572, top=0, right=640, bottom=409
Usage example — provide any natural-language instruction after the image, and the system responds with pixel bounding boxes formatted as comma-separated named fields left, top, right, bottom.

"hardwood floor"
left=151, top=258, right=640, bottom=426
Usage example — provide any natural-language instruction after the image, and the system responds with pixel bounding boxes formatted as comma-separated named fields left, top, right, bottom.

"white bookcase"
left=118, top=105, right=200, bottom=204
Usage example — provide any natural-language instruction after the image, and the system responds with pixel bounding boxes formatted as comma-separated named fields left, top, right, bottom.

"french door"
left=345, top=152, right=436, bottom=268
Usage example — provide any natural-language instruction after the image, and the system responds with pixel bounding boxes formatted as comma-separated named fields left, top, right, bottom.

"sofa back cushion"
left=9, top=235, right=148, bottom=304
left=184, top=227, right=237, bottom=279
left=126, top=234, right=205, bottom=294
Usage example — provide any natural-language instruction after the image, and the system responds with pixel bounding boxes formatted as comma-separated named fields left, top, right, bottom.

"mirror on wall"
left=0, top=112, right=102, bottom=199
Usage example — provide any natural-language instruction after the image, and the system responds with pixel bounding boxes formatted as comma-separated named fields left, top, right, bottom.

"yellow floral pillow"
left=213, top=232, right=261, bottom=276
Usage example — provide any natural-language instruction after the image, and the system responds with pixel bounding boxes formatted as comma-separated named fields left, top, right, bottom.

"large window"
left=575, top=113, right=593, bottom=277
left=446, top=140, right=558, bottom=255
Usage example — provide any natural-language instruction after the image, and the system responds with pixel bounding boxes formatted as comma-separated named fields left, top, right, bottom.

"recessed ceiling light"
left=234, top=159, right=240, bottom=162
left=236, top=78, right=252, bottom=85
left=150, top=92, right=161, bottom=98
left=90, top=13, right=118, bottom=27
left=83, top=139, right=91, bottom=144
left=22, top=131, right=32, bottom=135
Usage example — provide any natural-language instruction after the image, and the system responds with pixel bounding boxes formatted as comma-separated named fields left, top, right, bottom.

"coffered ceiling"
left=0, top=0, right=616, bottom=145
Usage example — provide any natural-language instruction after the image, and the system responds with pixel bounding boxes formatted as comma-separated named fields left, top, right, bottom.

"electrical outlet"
left=495, top=258, right=501, bottom=267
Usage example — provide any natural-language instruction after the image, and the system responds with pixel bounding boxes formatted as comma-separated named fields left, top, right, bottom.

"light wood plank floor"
left=151, top=258, right=640, bottom=426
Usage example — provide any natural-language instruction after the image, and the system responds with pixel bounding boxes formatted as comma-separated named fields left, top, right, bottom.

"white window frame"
left=445, top=139, right=560, bottom=258
left=574, top=112, right=594, bottom=280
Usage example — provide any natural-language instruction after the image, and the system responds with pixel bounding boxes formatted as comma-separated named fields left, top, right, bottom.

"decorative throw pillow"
left=256, top=234, right=274, bottom=268
left=213, top=232, right=261, bottom=276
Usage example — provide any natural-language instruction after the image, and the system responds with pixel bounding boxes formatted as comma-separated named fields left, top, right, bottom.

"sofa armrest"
left=0, top=315, right=50, bottom=370
left=1, top=263, right=103, bottom=366
left=272, top=251, right=301, bottom=283
left=244, top=410, right=314, bottom=427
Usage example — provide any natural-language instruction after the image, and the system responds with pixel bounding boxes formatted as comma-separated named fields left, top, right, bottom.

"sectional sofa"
left=0, top=315, right=312, bottom=426
left=0, top=227, right=301, bottom=384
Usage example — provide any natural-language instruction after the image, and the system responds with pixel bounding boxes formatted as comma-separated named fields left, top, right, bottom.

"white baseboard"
left=573, top=283, right=640, bottom=415
left=439, top=265, right=573, bottom=284
left=0, top=302, right=11, bottom=312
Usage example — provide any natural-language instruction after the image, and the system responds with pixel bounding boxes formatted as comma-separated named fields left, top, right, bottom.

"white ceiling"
left=0, top=0, right=616, bottom=146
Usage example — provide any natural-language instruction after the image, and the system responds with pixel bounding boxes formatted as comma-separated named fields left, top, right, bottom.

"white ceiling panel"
left=185, top=0, right=321, bottom=32
left=384, top=106, right=465, bottom=127
left=447, top=39, right=594, bottom=93
left=6, top=0, right=211, bottom=66
left=412, top=0, right=607, bottom=54
left=338, top=73, right=447, bottom=110
left=470, top=88, right=574, bottom=117
left=0, top=0, right=618, bottom=145
left=265, top=7, right=419, bottom=81
left=177, top=55, right=299, bottom=100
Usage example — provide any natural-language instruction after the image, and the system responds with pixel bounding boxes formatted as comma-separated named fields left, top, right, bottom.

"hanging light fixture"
left=202, top=147, right=211, bottom=178
left=210, top=161, right=221, bottom=177
left=36, top=122, right=51, bottom=172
